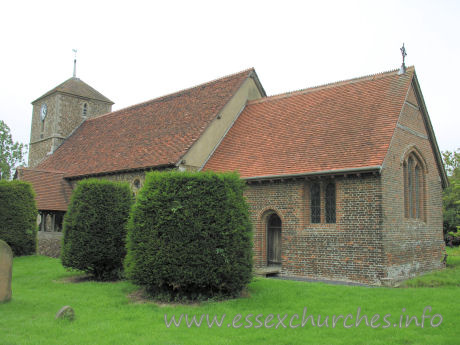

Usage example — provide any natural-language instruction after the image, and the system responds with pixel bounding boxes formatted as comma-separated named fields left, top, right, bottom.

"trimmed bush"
left=61, top=179, right=133, bottom=280
left=0, top=180, right=37, bottom=256
left=125, top=171, right=253, bottom=301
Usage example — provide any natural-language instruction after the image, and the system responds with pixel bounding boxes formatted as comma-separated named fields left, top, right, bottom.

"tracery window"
left=403, top=151, right=426, bottom=220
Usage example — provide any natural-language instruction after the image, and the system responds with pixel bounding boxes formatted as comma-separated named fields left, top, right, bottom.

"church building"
left=17, top=64, right=448, bottom=285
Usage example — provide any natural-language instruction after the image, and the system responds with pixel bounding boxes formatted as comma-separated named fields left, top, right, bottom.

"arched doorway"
left=267, top=213, right=282, bottom=266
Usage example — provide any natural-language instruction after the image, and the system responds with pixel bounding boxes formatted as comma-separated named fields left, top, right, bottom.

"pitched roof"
left=37, top=68, right=255, bottom=178
left=33, top=77, right=113, bottom=104
left=203, top=67, right=415, bottom=178
left=16, top=168, right=72, bottom=211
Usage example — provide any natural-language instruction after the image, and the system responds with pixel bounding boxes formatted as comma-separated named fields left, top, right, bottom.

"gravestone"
left=55, top=306, right=75, bottom=321
left=0, top=240, right=13, bottom=303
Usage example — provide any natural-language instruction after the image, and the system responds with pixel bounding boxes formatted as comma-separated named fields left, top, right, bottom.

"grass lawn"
left=1, top=248, right=459, bottom=345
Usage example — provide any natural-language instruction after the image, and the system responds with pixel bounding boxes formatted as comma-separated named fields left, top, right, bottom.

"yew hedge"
left=0, top=180, right=37, bottom=256
left=61, top=179, right=133, bottom=280
left=125, top=171, right=253, bottom=300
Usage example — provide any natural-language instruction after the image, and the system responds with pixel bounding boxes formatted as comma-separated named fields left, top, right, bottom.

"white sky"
left=1, top=0, right=459, bottom=156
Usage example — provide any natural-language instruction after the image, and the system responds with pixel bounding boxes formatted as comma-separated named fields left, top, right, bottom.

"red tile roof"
left=37, top=69, right=254, bottom=178
left=16, top=168, right=72, bottom=211
left=203, top=68, right=415, bottom=178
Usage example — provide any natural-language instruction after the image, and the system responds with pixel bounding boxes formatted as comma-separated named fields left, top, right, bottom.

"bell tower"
left=28, top=76, right=113, bottom=168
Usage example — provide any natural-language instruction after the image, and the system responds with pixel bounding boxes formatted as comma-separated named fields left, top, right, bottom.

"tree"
left=442, top=150, right=460, bottom=237
left=0, top=120, right=27, bottom=180
left=442, top=150, right=460, bottom=176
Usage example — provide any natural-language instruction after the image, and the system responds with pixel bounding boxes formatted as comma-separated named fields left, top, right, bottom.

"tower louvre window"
left=83, top=103, right=88, bottom=116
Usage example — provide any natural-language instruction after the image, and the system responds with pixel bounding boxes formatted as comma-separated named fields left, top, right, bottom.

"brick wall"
left=245, top=175, right=385, bottom=285
left=381, top=83, right=445, bottom=283
left=244, top=82, right=445, bottom=286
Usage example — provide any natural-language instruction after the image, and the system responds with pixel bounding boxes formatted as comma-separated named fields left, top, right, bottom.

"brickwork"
left=381, top=83, right=445, bottom=283
left=245, top=84, right=445, bottom=286
left=398, top=89, right=428, bottom=136
left=246, top=175, right=385, bottom=285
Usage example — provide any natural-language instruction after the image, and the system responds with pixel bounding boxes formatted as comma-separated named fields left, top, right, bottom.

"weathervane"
left=72, top=49, right=78, bottom=78
left=398, top=43, right=407, bottom=75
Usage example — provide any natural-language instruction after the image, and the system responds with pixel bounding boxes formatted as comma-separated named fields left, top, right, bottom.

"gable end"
left=410, top=73, right=448, bottom=188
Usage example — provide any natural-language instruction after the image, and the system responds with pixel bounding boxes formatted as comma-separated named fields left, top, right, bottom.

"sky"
left=1, top=0, right=459, bottom=158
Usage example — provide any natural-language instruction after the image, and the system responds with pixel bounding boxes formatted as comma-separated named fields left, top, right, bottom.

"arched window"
left=82, top=103, right=88, bottom=116
left=310, top=183, right=321, bottom=223
left=267, top=213, right=282, bottom=266
left=403, top=151, right=426, bottom=220
left=415, top=165, right=421, bottom=218
left=325, top=183, right=336, bottom=223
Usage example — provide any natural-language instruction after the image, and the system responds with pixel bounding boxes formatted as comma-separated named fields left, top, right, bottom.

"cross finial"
left=400, top=43, right=407, bottom=65
left=72, top=49, right=78, bottom=78
left=398, top=43, right=407, bottom=75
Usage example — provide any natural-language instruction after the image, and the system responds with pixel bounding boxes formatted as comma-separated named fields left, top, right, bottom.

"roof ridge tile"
left=88, top=68, right=255, bottom=122
left=18, top=167, right=67, bottom=174
left=204, top=66, right=415, bottom=178
left=249, top=66, right=415, bottom=105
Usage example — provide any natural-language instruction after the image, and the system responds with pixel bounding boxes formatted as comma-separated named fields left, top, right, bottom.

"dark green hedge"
left=61, top=179, right=133, bottom=280
left=125, top=171, right=253, bottom=301
left=0, top=180, right=37, bottom=256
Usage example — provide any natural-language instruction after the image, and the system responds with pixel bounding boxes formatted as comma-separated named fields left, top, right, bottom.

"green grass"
left=0, top=249, right=459, bottom=345
left=401, top=246, right=460, bottom=288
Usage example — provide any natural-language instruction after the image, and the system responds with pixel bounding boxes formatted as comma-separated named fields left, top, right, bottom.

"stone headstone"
left=0, top=240, right=13, bottom=303
left=55, top=306, right=75, bottom=321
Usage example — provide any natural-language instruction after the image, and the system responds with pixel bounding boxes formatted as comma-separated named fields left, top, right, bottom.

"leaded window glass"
left=404, top=152, right=425, bottom=221
left=415, top=165, right=421, bottom=219
left=408, top=157, right=414, bottom=218
left=310, top=183, right=321, bottom=223
left=325, top=183, right=336, bottom=223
